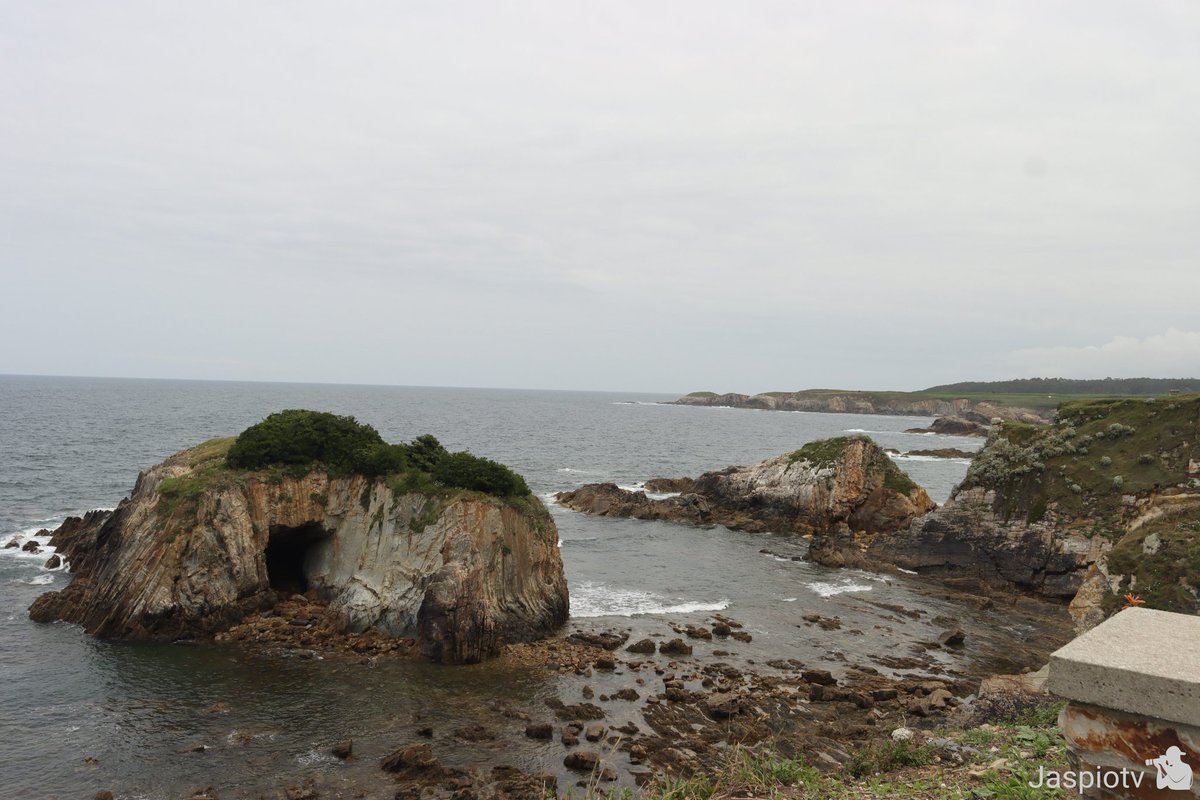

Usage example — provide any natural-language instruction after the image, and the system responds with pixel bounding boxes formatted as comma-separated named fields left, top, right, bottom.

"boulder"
left=331, top=739, right=353, bottom=760
left=28, top=441, right=568, bottom=664
left=380, top=743, right=437, bottom=772
left=44, top=554, right=62, bottom=570
left=563, top=751, right=601, bottom=772
left=659, top=638, right=692, bottom=656
left=524, top=722, right=553, bottom=740
left=626, top=638, right=656, bottom=654
left=643, top=477, right=695, bottom=493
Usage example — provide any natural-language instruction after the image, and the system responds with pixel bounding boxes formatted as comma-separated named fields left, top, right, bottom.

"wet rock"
left=331, top=738, right=353, bottom=759
left=552, top=702, right=605, bottom=721
left=563, top=751, right=601, bottom=772
left=939, top=627, right=966, bottom=647
left=21, top=540, right=41, bottom=553
left=704, top=692, right=742, bottom=719
left=95, top=792, right=114, bottom=800
left=802, top=669, right=837, bottom=686
left=612, top=687, right=640, bottom=701
left=593, top=656, right=615, bottom=671
left=568, top=631, right=629, bottom=650
left=626, top=638, right=656, bottom=654
left=659, top=638, right=692, bottom=656
left=730, top=631, right=752, bottom=643
left=801, top=613, right=842, bottom=631
left=711, top=623, right=732, bottom=637
left=3, top=537, right=19, bottom=548
left=684, top=625, right=712, bottom=640
left=44, top=554, right=62, bottom=569
left=416, top=726, right=433, bottom=738
left=524, top=722, right=553, bottom=740
left=380, top=743, right=437, bottom=772
left=584, top=724, right=605, bottom=742
left=643, top=477, right=695, bottom=493
left=561, top=731, right=579, bottom=746
left=453, top=724, right=495, bottom=741
left=870, top=688, right=898, bottom=702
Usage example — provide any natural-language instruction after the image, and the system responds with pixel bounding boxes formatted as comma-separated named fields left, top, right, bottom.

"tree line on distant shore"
left=924, top=377, right=1200, bottom=395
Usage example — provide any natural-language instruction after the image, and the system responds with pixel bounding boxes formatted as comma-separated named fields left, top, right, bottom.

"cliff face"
left=810, top=395, right=1200, bottom=631
left=29, top=441, right=568, bottom=663
left=556, top=436, right=934, bottom=536
left=673, top=391, right=1050, bottom=422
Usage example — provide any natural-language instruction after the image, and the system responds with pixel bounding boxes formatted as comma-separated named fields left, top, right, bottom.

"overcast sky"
left=2, top=2, right=1198, bottom=393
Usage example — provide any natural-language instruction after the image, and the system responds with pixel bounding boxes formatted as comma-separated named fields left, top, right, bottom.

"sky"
left=2, top=1, right=1198, bottom=393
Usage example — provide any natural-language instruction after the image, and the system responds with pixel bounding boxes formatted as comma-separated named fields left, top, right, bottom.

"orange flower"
left=1121, top=593, right=1145, bottom=610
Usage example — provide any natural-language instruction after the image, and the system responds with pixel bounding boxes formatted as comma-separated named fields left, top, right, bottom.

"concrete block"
left=1048, top=608, right=1200, bottom=728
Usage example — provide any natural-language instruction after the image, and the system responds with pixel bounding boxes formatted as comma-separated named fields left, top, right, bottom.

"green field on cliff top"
left=685, top=378, right=1200, bottom=410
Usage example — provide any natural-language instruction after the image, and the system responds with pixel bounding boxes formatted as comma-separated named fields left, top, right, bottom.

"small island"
left=28, top=410, right=569, bottom=664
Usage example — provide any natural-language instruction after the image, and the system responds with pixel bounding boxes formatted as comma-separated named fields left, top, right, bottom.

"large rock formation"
left=556, top=436, right=934, bottom=535
left=29, top=439, right=568, bottom=663
left=809, top=395, right=1200, bottom=631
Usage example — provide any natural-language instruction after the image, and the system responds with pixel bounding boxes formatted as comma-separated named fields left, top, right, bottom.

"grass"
left=545, top=698, right=1075, bottom=800
left=155, top=437, right=238, bottom=529
left=962, top=395, right=1200, bottom=522
left=788, top=436, right=862, bottom=468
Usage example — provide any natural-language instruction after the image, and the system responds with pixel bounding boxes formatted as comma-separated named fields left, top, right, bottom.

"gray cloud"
left=2, top=1, right=1198, bottom=391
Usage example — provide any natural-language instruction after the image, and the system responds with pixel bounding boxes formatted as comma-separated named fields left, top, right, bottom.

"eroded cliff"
left=29, top=436, right=568, bottom=663
left=809, top=395, right=1200, bottom=630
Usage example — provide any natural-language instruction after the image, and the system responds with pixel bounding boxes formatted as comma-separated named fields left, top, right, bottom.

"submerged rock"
left=28, top=439, right=568, bottom=664
left=556, top=436, right=934, bottom=536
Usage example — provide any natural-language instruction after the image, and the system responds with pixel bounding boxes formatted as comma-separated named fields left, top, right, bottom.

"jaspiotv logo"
left=1029, top=746, right=1193, bottom=793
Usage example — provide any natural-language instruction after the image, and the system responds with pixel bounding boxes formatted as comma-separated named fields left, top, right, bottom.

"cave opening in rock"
left=265, top=522, right=329, bottom=595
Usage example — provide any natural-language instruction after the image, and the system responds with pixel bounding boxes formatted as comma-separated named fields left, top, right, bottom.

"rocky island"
left=29, top=410, right=568, bottom=664
left=557, top=435, right=935, bottom=535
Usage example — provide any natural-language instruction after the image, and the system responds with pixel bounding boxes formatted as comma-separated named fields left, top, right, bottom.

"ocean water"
left=0, top=375, right=1051, bottom=799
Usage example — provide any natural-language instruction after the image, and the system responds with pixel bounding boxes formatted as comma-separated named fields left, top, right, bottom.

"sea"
left=0, top=375, right=1058, bottom=799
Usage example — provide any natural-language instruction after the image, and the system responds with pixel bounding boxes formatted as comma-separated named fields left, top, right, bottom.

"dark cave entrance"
left=265, top=522, right=329, bottom=595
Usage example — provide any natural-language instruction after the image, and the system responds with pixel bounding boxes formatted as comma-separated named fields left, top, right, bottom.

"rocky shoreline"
left=83, top=582, right=1068, bottom=800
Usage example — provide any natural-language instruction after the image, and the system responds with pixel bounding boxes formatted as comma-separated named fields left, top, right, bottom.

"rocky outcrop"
left=809, top=487, right=1108, bottom=599
left=29, top=441, right=568, bottom=663
left=904, top=416, right=990, bottom=437
left=672, top=391, right=1050, bottom=422
left=556, top=436, right=934, bottom=536
left=810, top=395, right=1200, bottom=632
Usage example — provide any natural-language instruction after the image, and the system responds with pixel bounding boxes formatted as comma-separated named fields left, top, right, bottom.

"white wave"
left=571, top=581, right=729, bottom=618
left=842, top=428, right=869, bottom=433
left=781, top=597, right=797, bottom=602
left=806, top=579, right=874, bottom=598
left=296, top=748, right=339, bottom=766
left=889, top=454, right=973, bottom=464
left=20, top=574, right=55, bottom=585
left=615, top=483, right=680, bottom=501
left=897, top=567, right=919, bottom=575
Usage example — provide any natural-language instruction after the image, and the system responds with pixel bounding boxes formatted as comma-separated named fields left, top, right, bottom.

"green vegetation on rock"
left=1104, top=515, right=1200, bottom=615
left=788, top=436, right=861, bottom=468
left=962, top=395, right=1200, bottom=524
left=223, top=409, right=532, bottom=498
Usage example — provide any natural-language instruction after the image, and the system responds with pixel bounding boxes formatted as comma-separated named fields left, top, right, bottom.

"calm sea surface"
left=0, top=375, right=1028, bottom=799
